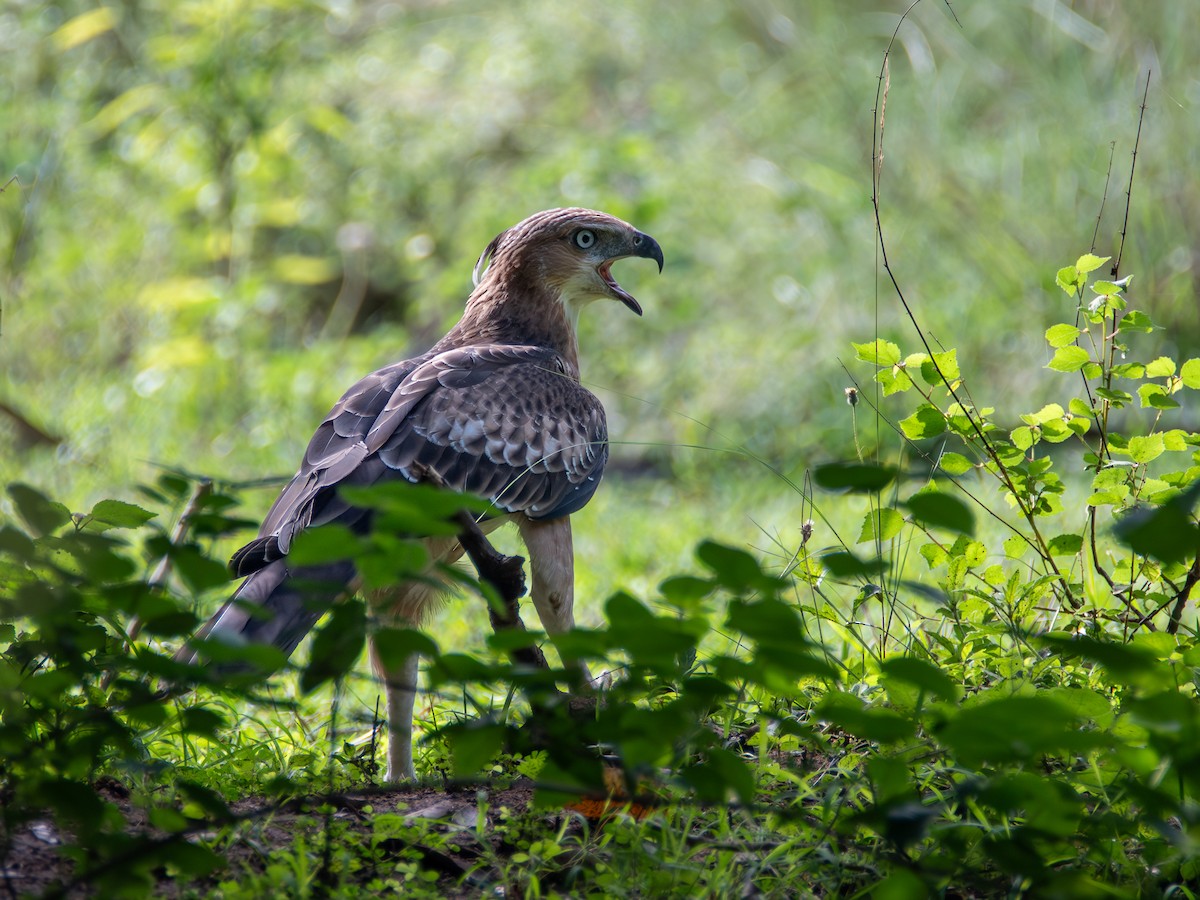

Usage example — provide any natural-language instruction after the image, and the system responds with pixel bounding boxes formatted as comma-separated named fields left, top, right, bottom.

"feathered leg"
left=517, top=516, right=592, bottom=683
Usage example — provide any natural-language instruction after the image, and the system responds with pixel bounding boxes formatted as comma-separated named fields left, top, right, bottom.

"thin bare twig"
left=1112, top=71, right=1151, bottom=280
left=870, top=0, right=1078, bottom=607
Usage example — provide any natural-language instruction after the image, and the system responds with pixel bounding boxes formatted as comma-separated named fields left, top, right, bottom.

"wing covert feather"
left=239, top=344, right=608, bottom=572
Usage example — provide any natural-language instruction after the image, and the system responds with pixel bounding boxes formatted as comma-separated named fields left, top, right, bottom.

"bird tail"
left=174, top=559, right=356, bottom=670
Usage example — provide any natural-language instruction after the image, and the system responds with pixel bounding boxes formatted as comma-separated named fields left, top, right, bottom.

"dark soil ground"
left=2, top=777, right=563, bottom=898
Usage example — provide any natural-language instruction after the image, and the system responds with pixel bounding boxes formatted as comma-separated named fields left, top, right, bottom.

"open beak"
left=600, top=231, right=664, bottom=316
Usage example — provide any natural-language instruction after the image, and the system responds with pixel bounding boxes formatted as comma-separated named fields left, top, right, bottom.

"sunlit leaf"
left=1047, top=346, right=1089, bottom=373
left=899, top=404, right=946, bottom=440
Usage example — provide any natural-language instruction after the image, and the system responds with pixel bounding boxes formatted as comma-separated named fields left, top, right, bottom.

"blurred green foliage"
left=3, top=0, right=1199, bottom=513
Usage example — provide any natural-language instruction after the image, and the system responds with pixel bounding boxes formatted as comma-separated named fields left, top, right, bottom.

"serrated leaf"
left=919, top=349, right=959, bottom=387
left=1119, top=310, right=1155, bottom=333
left=1127, top=434, right=1165, bottom=464
left=876, top=365, right=913, bottom=396
left=1181, top=358, right=1200, bottom=389
left=88, top=499, right=157, bottom=529
left=1111, top=363, right=1146, bottom=379
left=1055, top=265, right=1082, bottom=294
left=1095, top=387, right=1133, bottom=407
left=899, top=404, right=946, bottom=441
left=1047, top=346, right=1090, bottom=373
left=1010, top=426, right=1035, bottom=451
left=1075, top=253, right=1109, bottom=275
left=858, top=508, right=904, bottom=543
left=7, top=484, right=72, bottom=536
left=1091, top=280, right=1122, bottom=296
left=919, top=542, right=947, bottom=568
left=939, top=452, right=973, bottom=476
left=1003, top=534, right=1029, bottom=558
left=853, top=339, right=902, bottom=367
left=1045, top=324, right=1082, bottom=348
left=1145, top=356, right=1176, bottom=378
left=1138, top=384, right=1179, bottom=410
left=1068, top=398, right=1093, bottom=417
left=1022, top=403, right=1064, bottom=426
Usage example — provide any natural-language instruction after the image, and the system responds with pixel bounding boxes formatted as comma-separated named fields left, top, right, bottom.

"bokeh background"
left=2, top=0, right=1198, bottom=603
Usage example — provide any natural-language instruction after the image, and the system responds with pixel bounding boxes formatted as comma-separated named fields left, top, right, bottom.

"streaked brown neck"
left=435, top=268, right=582, bottom=376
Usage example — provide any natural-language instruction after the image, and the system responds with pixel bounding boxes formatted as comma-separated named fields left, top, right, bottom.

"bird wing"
left=231, top=344, right=608, bottom=575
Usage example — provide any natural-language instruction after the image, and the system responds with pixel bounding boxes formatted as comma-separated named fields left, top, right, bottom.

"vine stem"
left=870, top=0, right=1078, bottom=608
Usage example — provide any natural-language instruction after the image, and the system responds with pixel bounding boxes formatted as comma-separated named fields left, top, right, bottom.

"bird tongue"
left=599, top=262, right=643, bottom=316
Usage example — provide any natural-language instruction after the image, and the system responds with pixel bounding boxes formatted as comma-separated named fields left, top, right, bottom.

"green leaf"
left=1145, top=356, right=1176, bottom=378
left=813, top=461, right=899, bottom=493
left=880, top=656, right=959, bottom=702
left=87, top=499, right=157, bottom=529
left=447, top=722, right=506, bottom=777
left=300, top=600, right=367, bottom=693
left=821, top=551, right=886, bottom=577
left=1075, top=253, right=1109, bottom=275
left=818, top=692, right=914, bottom=743
left=1003, top=534, right=1030, bottom=558
left=372, top=627, right=439, bottom=670
left=1091, top=279, right=1122, bottom=296
left=1047, top=533, right=1083, bottom=556
left=899, top=404, right=946, bottom=440
left=1010, top=426, right=1035, bottom=451
left=1044, top=323, right=1082, bottom=348
left=287, top=524, right=362, bottom=566
left=1119, top=310, right=1155, bottom=333
left=658, top=575, right=715, bottom=604
left=696, top=540, right=774, bottom=592
left=1113, top=483, right=1200, bottom=564
left=858, top=508, right=904, bottom=543
left=905, top=492, right=975, bottom=536
left=1181, top=358, right=1200, bottom=389
left=1111, top=362, right=1146, bottom=379
left=7, top=484, right=72, bottom=536
left=1047, top=346, right=1090, bottom=373
left=1068, top=397, right=1094, bottom=417
left=876, top=365, right=913, bottom=396
left=919, top=542, right=947, bottom=568
left=1040, top=635, right=1159, bottom=677
left=1055, top=265, right=1082, bottom=294
left=852, top=339, right=902, bottom=367
left=726, top=597, right=805, bottom=646
left=1127, top=434, right=1165, bottom=464
left=938, top=694, right=1094, bottom=766
left=918, top=349, right=959, bottom=386
left=1137, top=384, right=1179, bottom=410
left=1022, top=403, right=1065, bottom=426
left=938, top=452, right=973, bottom=476
left=684, top=746, right=756, bottom=805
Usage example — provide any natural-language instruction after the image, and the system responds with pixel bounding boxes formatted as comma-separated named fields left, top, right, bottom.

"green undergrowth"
left=2, top=253, right=1199, bottom=897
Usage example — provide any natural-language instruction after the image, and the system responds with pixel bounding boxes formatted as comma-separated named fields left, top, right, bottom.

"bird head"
left=472, top=208, right=664, bottom=316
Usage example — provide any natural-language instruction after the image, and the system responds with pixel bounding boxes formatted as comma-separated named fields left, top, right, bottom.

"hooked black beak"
left=631, top=231, right=664, bottom=273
